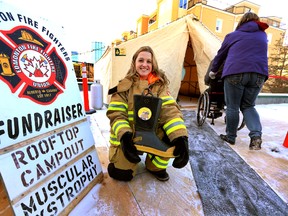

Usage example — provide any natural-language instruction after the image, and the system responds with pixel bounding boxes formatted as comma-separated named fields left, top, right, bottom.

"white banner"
left=0, top=2, right=103, bottom=215
left=0, top=2, right=85, bottom=147
left=0, top=120, right=101, bottom=200
left=12, top=150, right=101, bottom=216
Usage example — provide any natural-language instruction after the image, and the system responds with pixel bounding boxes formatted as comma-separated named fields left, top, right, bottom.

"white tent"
left=94, top=15, right=222, bottom=103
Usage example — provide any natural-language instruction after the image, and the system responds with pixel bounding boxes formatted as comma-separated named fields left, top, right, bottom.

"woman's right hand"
left=172, top=136, right=189, bottom=168
left=120, top=132, right=141, bottom=163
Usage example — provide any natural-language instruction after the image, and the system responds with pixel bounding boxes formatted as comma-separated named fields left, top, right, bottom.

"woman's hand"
left=172, top=136, right=189, bottom=168
left=121, top=132, right=141, bottom=163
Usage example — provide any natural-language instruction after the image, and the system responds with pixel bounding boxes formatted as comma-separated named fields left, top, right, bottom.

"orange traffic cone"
left=81, top=62, right=96, bottom=115
left=283, top=132, right=288, bottom=148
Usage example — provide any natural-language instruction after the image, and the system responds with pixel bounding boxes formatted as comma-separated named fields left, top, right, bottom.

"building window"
left=267, top=33, right=272, bottom=45
left=283, top=31, right=288, bottom=46
left=179, top=0, right=187, bottom=9
left=216, top=18, right=223, bottom=32
left=244, top=8, right=251, bottom=13
left=272, top=21, right=278, bottom=27
left=149, top=15, right=157, bottom=25
left=234, top=22, right=238, bottom=30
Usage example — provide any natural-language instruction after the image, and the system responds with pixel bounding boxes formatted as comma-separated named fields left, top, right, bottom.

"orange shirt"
left=140, top=72, right=159, bottom=84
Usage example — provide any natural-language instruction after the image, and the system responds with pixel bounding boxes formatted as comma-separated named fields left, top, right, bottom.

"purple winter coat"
left=211, top=21, right=269, bottom=80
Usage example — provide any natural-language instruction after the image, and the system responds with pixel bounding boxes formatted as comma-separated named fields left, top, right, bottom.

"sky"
left=3, top=0, right=157, bottom=51
left=2, top=0, right=288, bottom=52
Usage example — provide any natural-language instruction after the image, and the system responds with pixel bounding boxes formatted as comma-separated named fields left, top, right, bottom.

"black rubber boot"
left=107, top=163, right=133, bottom=181
left=147, top=169, right=169, bottom=181
left=220, top=134, right=235, bottom=145
left=133, top=91, right=172, bottom=153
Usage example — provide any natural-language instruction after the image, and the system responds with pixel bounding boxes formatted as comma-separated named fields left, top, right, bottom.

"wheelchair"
left=196, top=60, right=245, bottom=130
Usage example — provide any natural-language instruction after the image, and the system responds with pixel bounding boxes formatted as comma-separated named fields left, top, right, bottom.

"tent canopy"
left=94, top=15, right=221, bottom=103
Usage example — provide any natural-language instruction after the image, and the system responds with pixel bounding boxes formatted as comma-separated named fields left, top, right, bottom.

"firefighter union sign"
left=0, top=2, right=103, bottom=216
left=0, top=23, right=67, bottom=105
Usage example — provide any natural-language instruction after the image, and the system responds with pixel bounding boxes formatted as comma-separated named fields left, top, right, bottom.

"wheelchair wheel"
left=237, top=113, right=246, bottom=131
left=238, top=119, right=245, bottom=130
left=224, top=113, right=246, bottom=131
left=197, top=90, right=209, bottom=126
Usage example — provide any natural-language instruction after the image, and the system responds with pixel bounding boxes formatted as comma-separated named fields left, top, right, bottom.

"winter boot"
left=147, top=169, right=170, bottom=181
left=249, top=136, right=262, bottom=150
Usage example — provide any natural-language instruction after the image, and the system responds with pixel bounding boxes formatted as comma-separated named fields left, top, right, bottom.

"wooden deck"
left=0, top=180, right=13, bottom=216
left=1, top=147, right=203, bottom=216
left=70, top=146, right=204, bottom=216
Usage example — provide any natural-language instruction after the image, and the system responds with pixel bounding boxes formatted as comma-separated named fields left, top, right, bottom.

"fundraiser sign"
left=0, top=2, right=103, bottom=215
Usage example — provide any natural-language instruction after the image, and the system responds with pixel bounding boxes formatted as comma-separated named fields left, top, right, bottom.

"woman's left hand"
left=172, top=136, right=189, bottom=168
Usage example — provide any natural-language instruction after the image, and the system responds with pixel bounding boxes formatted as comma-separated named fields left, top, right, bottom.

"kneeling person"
left=106, top=46, right=189, bottom=182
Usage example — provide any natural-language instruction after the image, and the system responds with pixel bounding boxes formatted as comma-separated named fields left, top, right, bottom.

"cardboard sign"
left=0, top=2, right=103, bottom=215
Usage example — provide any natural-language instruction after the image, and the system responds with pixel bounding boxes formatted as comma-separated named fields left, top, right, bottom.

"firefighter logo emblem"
left=138, top=107, right=152, bottom=120
left=0, top=26, right=67, bottom=105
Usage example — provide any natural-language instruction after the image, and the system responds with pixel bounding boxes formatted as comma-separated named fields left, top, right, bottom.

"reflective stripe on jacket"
left=107, top=77, right=188, bottom=146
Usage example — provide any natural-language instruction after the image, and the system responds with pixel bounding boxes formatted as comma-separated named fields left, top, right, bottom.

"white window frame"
left=267, top=33, right=272, bottom=45
left=179, top=0, right=188, bottom=9
left=234, top=22, right=238, bottom=31
left=216, top=18, right=223, bottom=33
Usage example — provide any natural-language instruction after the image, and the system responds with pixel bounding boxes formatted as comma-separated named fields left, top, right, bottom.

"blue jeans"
left=224, top=73, right=266, bottom=142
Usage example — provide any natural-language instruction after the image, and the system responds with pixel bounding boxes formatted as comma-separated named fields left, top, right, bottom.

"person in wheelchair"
left=204, top=60, right=225, bottom=120
left=209, top=12, right=268, bottom=149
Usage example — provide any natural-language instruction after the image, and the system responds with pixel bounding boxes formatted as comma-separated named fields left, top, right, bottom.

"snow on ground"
left=70, top=94, right=288, bottom=214
left=211, top=103, right=288, bottom=160
left=256, top=104, right=288, bottom=159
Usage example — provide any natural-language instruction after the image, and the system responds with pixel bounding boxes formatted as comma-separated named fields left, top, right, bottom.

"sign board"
left=115, top=47, right=126, bottom=56
left=0, top=2, right=103, bottom=215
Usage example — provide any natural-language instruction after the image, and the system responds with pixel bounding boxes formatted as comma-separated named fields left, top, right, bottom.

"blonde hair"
left=125, top=46, right=169, bottom=86
left=236, top=12, right=259, bottom=29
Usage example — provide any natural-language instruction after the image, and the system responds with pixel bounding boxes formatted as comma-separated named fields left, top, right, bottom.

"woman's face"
left=135, top=51, right=152, bottom=79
